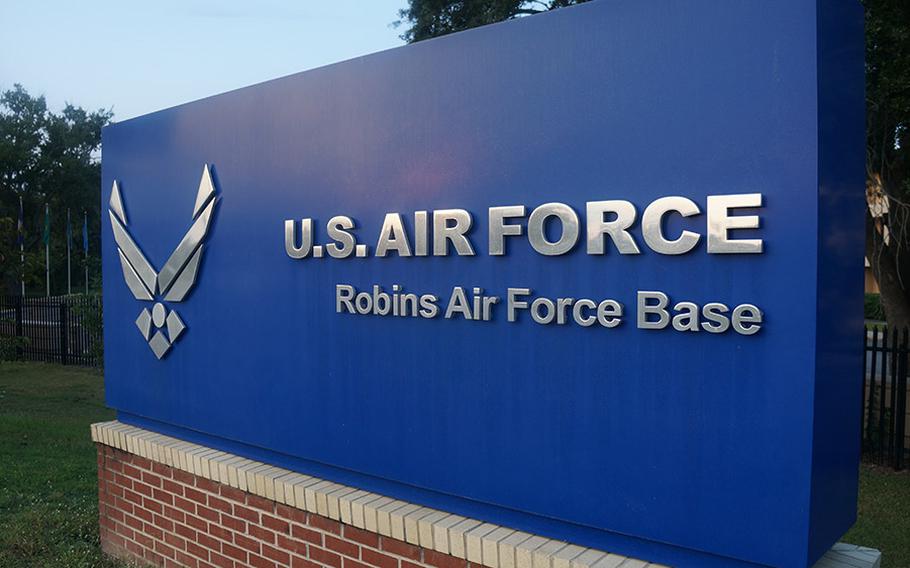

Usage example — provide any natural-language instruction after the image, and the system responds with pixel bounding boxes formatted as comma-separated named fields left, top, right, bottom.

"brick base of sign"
left=93, top=422, right=880, bottom=568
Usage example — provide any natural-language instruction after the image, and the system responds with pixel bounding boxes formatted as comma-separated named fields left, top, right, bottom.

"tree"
left=395, top=0, right=590, bottom=43
left=864, top=0, right=910, bottom=328
left=0, top=85, right=112, bottom=295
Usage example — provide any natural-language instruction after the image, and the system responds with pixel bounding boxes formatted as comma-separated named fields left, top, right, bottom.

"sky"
left=0, top=0, right=408, bottom=121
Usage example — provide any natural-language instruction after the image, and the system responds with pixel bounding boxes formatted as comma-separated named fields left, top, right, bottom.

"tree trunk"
left=866, top=208, right=910, bottom=330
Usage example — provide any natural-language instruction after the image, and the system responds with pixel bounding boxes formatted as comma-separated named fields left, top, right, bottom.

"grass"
left=0, top=362, right=907, bottom=567
left=845, top=465, right=910, bottom=567
left=0, top=362, right=121, bottom=568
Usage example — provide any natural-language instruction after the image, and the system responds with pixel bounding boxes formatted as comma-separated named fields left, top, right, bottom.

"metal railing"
left=0, top=295, right=102, bottom=367
left=863, top=325, right=909, bottom=470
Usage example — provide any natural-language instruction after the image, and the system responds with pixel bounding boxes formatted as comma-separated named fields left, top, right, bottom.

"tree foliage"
left=396, top=0, right=590, bottom=43
left=0, top=85, right=111, bottom=295
left=864, top=0, right=910, bottom=326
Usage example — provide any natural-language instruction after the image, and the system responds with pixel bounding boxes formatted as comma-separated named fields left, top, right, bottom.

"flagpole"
left=19, top=195, right=25, bottom=298
left=19, top=195, right=25, bottom=297
left=45, top=203, right=50, bottom=297
left=83, top=211, right=89, bottom=294
left=67, top=209, right=72, bottom=295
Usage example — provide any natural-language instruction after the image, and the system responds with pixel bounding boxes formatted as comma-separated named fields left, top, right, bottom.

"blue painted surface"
left=101, top=1, right=865, bottom=567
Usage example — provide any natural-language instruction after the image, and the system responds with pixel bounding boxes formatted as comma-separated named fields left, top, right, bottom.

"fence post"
left=59, top=301, right=69, bottom=366
left=14, top=295, right=24, bottom=360
left=896, top=328, right=908, bottom=471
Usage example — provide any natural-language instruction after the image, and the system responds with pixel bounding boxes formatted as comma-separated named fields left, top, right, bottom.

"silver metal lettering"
left=586, top=200, right=640, bottom=255
left=641, top=197, right=701, bottom=255
left=285, top=218, right=313, bottom=259
left=637, top=291, right=669, bottom=329
left=707, top=194, right=763, bottom=254
left=376, top=213, right=412, bottom=257
left=433, top=209, right=475, bottom=256
left=489, top=205, right=525, bottom=255
left=528, top=203, right=579, bottom=256
left=326, top=216, right=356, bottom=259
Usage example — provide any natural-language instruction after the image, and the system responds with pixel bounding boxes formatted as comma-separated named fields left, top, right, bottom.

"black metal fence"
left=863, top=325, right=910, bottom=470
left=0, top=295, right=102, bottom=367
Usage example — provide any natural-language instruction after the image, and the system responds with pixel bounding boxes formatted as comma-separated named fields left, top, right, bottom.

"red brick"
left=210, top=551, right=234, bottom=568
left=291, top=524, right=323, bottom=546
left=186, top=486, right=208, bottom=505
left=125, top=538, right=144, bottom=556
left=174, top=470, right=195, bottom=485
left=262, top=514, right=290, bottom=534
left=143, top=471, right=163, bottom=488
left=210, top=524, right=234, bottom=543
left=176, top=550, right=200, bottom=568
left=176, top=523, right=197, bottom=541
left=155, top=514, right=175, bottom=533
left=250, top=524, right=276, bottom=544
left=165, top=504, right=187, bottom=523
left=222, top=542, right=248, bottom=563
left=134, top=506, right=154, bottom=524
left=156, top=540, right=177, bottom=559
left=222, top=514, right=246, bottom=532
left=197, top=477, right=220, bottom=493
left=235, top=533, right=262, bottom=554
left=423, top=550, right=467, bottom=568
left=209, top=495, right=232, bottom=514
left=362, top=548, right=400, bottom=568
left=381, top=538, right=422, bottom=562
left=175, top=495, right=197, bottom=514
left=134, top=455, right=153, bottom=470
left=250, top=554, right=278, bottom=568
left=247, top=494, right=275, bottom=513
left=134, top=531, right=155, bottom=550
left=277, top=504, right=307, bottom=524
left=146, top=523, right=165, bottom=541
left=154, top=488, right=175, bottom=505
left=124, top=488, right=144, bottom=506
left=401, top=561, right=425, bottom=568
left=163, top=479, right=185, bottom=495
left=263, top=543, right=291, bottom=564
left=186, top=513, right=209, bottom=531
left=145, top=547, right=167, bottom=566
left=197, top=532, right=222, bottom=552
left=293, top=556, right=322, bottom=568
left=344, top=526, right=379, bottom=548
left=197, top=504, right=221, bottom=523
left=165, top=531, right=187, bottom=551
left=325, top=535, right=360, bottom=559
left=277, top=534, right=308, bottom=556
left=220, top=485, right=246, bottom=503
left=308, top=514, right=341, bottom=535
left=108, top=507, right=126, bottom=524
left=114, top=496, right=135, bottom=514
left=345, top=558, right=372, bottom=568
left=124, top=514, right=144, bottom=531
left=134, top=482, right=154, bottom=498
left=144, top=497, right=164, bottom=515
left=114, top=473, right=133, bottom=489
left=152, top=462, right=173, bottom=477
left=187, top=540, right=211, bottom=561
left=123, top=464, right=142, bottom=479
left=234, top=504, right=260, bottom=523
left=310, top=546, right=343, bottom=568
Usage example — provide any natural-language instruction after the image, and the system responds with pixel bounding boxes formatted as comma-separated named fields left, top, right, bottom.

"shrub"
left=865, top=293, right=885, bottom=321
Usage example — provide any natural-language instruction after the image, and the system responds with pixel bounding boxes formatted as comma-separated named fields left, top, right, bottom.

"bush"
left=0, top=318, right=28, bottom=363
left=865, top=293, right=885, bottom=321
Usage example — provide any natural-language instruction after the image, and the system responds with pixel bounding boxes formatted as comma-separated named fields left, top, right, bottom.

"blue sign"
left=101, top=1, right=865, bottom=567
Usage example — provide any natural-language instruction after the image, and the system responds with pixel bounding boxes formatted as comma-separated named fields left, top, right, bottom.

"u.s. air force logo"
left=108, top=165, right=219, bottom=359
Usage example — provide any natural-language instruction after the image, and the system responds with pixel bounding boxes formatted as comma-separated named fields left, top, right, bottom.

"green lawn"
left=845, top=466, right=910, bottom=567
left=0, top=362, right=121, bottom=568
left=0, top=362, right=908, bottom=567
